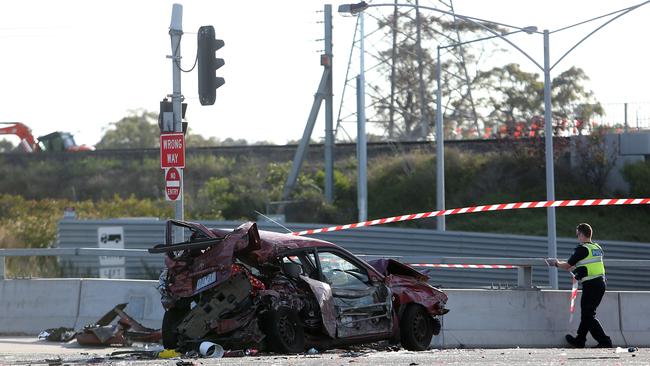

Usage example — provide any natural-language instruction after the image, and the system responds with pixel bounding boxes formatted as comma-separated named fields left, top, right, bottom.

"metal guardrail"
left=2, top=248, right=650, bottom=289
left=0, top=248, right=151, bottom=281
left=55, top=219, right=650, bottom=289
left=367, top=255, right=650, bottom=289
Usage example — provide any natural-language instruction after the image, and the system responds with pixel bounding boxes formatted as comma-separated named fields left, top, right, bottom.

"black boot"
left=566, top=334, right=585, bottom=348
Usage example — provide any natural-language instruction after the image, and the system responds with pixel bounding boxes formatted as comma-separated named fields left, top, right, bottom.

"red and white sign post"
left=160, top=133, right=185, bottom=169
left=165, top=167, right=182, bottom=201
left=161, top=133, right=185, bottom=202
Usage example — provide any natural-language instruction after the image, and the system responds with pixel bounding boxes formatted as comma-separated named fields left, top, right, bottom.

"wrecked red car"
left=149, top=220, right=449, bottom=353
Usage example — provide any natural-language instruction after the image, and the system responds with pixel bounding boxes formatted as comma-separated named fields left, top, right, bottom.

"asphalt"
left=0, top=337, right=647, bottom=366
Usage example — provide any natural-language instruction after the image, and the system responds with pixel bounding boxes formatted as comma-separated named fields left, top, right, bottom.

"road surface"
left=0, top=337, right=646, bottom=365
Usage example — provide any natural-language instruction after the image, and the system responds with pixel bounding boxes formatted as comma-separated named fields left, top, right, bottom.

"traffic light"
left=197, top=25, right=225, bottom=106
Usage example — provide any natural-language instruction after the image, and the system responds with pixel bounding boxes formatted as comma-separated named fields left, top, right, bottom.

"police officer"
left=548, top=223, right=613, bottom=348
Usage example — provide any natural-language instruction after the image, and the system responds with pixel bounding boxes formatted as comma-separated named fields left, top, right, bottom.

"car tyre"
left=400, top=304, right=433, bottom=351
left=264, top=307, right=305, bottom=354
left=162, top=305, right=188, bottom=349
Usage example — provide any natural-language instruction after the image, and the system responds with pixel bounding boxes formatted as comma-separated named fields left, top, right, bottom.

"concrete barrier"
left=0, top=279, right=82, bottom=334
left=618, top=292, right=650, bottom=346
left=75, top=279, right=164, bottom=330
left=0, top=279, right=164, bottom=335
left=435, top=289, right=628, bottom=348
left=1, top=279, right=649, bottom=347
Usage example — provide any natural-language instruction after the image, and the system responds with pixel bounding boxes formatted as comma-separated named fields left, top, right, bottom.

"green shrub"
left=622, top=160, right=650, bottom=197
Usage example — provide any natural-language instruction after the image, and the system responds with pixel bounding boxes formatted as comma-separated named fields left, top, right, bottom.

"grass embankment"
left=446, top=205, right=649, bottom=242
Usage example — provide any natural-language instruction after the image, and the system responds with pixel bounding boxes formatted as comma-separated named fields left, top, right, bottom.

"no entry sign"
left=160, top=133, right=185, bottom=169
left=165, top=167, right=182, bottom=201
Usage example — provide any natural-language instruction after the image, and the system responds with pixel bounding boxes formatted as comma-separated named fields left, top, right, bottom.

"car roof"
left=258, top=229, right=340, bottom=250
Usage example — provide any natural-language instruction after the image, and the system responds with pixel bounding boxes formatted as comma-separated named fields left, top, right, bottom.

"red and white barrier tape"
left=292, top=198, right=650, bottom=236
left=569, top=276, right=578, bottom=323
left=409, top=263, right=516, bottom=269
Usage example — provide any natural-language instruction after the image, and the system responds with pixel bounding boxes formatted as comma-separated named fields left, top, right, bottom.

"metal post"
left=543, top=30, right=558, bottom=289
left=0, top=256, right=5, bottom=280
left=281, top=71, right=329, bottom=204
left=324, top=4, right=334, bottom=204
left=517, top=266, right=533, bottom=289
left=415, top=0, right=428, bottom=140
left=623, top=103, right=627, bottom=133
left=436, top=46, right=445, bottom=231
left=169, top=4, right=184, bottom=243
left=357, top=12, right=368, bottom=222
left=388, top=0, right=399, bottom=139
left=357, top=75, right=368, bottom=222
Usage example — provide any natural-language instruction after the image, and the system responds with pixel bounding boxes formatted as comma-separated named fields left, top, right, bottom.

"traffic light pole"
left=169, top=4, right=184, bottom=243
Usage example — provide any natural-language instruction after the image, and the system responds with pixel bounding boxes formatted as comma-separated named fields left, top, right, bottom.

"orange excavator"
left=0, top=122, right=93, bottom=152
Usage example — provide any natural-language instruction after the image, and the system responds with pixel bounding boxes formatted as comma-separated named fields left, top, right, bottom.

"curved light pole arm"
left=368, top=3, right=544, bottom=71
left=551, top=0, right=650, bottom=70
left=439, top=28, right=533, bottom=50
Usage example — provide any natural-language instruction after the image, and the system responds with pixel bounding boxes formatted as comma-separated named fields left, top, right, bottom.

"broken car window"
left=280, top=254, right=310, bottom=277
left=318, top=252, right=369, bottom=287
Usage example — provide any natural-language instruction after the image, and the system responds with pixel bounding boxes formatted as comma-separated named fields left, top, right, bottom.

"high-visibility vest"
left=574, top=242, right=605, bottom=282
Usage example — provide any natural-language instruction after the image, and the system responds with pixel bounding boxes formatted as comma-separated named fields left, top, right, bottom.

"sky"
left=1, top=0, right=649, bottom=147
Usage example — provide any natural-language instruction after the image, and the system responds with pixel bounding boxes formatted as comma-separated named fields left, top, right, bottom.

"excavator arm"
left=0, top=122, right=93, bottom=152
left=0, top=122, right=37, bottom=152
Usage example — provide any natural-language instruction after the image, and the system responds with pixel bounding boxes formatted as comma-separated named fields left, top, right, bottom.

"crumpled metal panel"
left=367, top=258, right=447, bottom=316
left=367, top=258, right=429, bottom=282
left=333, top=284, right=392, bottom=338
left=177, top=271, right=252, bottom=339
left=75, top=303, right=161, bottom=346
left=299, top=275, right=336, bottom=338
left=387, top=274, right=448, bottom=315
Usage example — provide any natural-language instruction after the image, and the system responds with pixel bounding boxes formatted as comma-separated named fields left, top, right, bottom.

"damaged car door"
left=317, top=250, right=392, bottom=339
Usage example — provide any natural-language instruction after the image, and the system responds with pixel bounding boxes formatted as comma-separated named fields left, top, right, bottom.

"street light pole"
left=415, top=0, right=428, bottom=140
left=435, top=46, right=445, bottom=231
left=357, top=12, right=368, bottom=222
left=543, top=30, right=558, bottom=288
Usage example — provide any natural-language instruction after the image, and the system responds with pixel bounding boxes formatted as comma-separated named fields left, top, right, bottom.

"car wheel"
left=264, top=307, right=305, bottom=354
left=162, top=305, right=188, bottom=349
left=400, top=304, right=433, bottom=351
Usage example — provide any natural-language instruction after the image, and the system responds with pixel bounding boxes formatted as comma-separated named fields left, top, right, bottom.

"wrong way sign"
left=160, top=133, right=185, bottom=169
left=165, top=167, right=182, bottom=201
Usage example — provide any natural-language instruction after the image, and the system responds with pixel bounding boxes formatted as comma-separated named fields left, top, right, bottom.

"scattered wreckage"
left=39, top=303, right=161, bottom=346
left=149, top=220, right=449, bottom=354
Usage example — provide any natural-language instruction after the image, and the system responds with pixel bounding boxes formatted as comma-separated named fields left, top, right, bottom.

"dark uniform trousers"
left=576, top=276, right=610, bottom=343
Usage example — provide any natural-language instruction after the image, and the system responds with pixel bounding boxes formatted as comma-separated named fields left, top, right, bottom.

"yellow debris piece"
left=158, top=349, right=181, bottom=358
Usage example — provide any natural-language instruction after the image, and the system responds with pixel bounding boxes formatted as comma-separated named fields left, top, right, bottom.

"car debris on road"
left=39, top=303, right=161, bottom=347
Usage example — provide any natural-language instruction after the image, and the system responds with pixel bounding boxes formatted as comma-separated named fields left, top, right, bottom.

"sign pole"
left=169, top=4, right=184, bottom=243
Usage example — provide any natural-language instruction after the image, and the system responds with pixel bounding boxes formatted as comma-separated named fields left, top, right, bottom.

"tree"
left=184, top=132, right=221, bottom=147
left=96, top=110, right=247, bottom=149
left=0, top=139, right=15, bottom=153
left=476, top=64, right=603, bottom=138
left=476, top=63, right=544, bottom=138
left=371, top=11, right=507, bottom=141
left=552, top=67, right=604, bottom=135
left=96, top=110, right=160, bottom=149
left=370, top=9, right=602, bottom=140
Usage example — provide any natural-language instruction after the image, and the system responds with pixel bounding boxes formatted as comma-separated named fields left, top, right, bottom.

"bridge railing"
left=2, top=248, right=650, bottom=289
